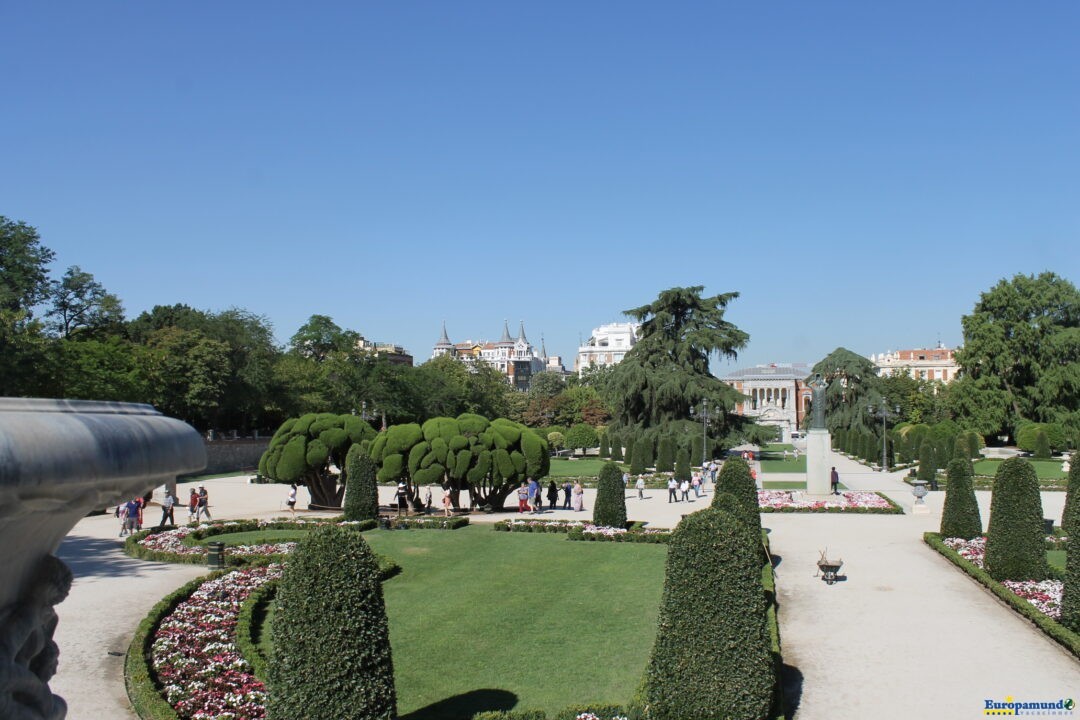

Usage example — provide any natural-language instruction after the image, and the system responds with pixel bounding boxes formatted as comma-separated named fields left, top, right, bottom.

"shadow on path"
left=57, top=534, right=193, bottom=580
left=781, top=663, right=804, bottom=719
left=399, top=689, right=518, bottom=720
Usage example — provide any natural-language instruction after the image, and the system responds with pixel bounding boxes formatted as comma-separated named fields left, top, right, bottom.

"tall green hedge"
left=674, top=447, right=691, bottom=483
left=917, top=441, right=936, bottom=482
left=593, top=461, right=627, bottom=528
left=610, top=433, right=623, bottom=461
left=267, top=526, right=396, bottom=720
left=1062, top=533, right=1080, bottom=632
left=690, top=434, right=705, bottom=467
left=631, top=437, right=650, bottom=474
left=985, top=458, right=1048, bottom=582
left=714, top=456, right=761, bottom=526
left=940, top=458, right=982, bottom=540
left=1034, top=430, right=1052, bottom=460
left=598, top=432, right=610, bottom=458
left=1063, top=452, right=1080, bottom=539
left=344, top=445, right=380, bottom=521
left=656, top=436, right=675, bottom=473
left=646, top=508, right=774, bottom=720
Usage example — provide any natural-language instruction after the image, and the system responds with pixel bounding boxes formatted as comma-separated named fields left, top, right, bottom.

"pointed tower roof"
left=500, top=319, right=513, bottom=344
left=540, top=334, right=548, bottom=361
left=517, top=320, right=528, bottom=343
left=436, top=321, right=452, bottom=347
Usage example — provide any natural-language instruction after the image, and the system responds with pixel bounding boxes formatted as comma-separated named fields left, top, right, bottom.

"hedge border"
left=566, top=527, right=671, bottom=544
left=924, top=532, right=1080, bottom=659
left=383, top=516, right=470, bottom=530
left=235, top=578, right=278, bottom=682
left=759, top=492, right=904, bottom=514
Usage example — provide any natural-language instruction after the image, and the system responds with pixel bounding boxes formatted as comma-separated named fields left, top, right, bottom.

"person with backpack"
left=196, top=485, right=212, bottom=521
left=158, top=490, right=176, bottom=529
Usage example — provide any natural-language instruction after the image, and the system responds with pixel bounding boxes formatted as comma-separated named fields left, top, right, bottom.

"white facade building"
left=574, top=322, right=640, bottom=374
left=871, top=344, right=958, bottom=383
left=721, top=363, right=812, bottom=443
left=433, top=321, right=547, bottom=390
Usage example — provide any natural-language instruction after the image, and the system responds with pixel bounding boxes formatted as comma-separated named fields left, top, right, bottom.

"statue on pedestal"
left=808, top=373, right=827, bottom=430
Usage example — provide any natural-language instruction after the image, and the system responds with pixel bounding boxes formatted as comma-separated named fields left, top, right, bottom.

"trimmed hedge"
left=630, top=437, right=648, bottom=475
left=267, top=526, right=397, bottom=720
left=674, top=447, right=691, bottom=483
left=656, top=436, right=675, bottom=473
left=125, top=572, right=222, bottom=720
left=646, top=508, right=775, bottom=720
left=985, top=458, right=1048, bottom=581
left=940, top=458, right=982, bottom=540
left=713, top=457, right=762, bottom=538
left=384, top=516, right=470, bottom=530
left=344, top=445, right=380, bottom=521
left=1063, top=537, right=1080, bottom=632
left=1063, top=452, right=1080, bottom=539
left=925, top=533, right=1080, bottom=659
left=593, top=461, right=628, bottom=528
left=567, top=527, right=671, bottom=544
left=236, top=578, right=278, bottom=681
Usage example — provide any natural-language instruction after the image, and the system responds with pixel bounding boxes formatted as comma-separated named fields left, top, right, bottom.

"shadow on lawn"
left=400, top=689, right=518, bottom=720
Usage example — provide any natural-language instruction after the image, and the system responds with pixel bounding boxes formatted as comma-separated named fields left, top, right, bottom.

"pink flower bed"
left=580, top=524, right=669, bottom=538
left=137, top=520, right=353, bottom=558
left=942, top=536, right=1063, bottom=619
left=756, top=490, right=893, bottom=510
left=152, top=565, right=281, bottom=719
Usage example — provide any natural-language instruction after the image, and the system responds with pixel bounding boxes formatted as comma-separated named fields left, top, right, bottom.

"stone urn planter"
left=0, top=398, right=204, bottom=720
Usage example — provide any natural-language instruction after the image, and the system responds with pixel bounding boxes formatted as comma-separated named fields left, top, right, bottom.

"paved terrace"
left=52, top=448, right=1079, bottom=719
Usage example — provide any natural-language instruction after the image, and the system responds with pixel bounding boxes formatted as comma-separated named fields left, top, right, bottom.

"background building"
left=433, top=321, right=547, bottom=390
left=574, top=322, right=640, bottom=374
left=356, top=336, right=413, bottom=366
left=871, top=344, right=958, bottom=382
left=722, top=363, right=812, bottom=443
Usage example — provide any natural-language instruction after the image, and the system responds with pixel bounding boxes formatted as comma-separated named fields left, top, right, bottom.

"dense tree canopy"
left=46, top=265, right=124, bottom=338
left=809, top=347, right=883, bottom=435
left=608, top=286, right=747, bottom=439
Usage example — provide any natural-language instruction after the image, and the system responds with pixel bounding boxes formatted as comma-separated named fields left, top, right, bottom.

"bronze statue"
left=808, top=373, right=827, bottom=429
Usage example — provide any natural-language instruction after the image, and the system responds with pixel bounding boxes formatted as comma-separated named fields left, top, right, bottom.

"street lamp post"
left=695, top=400, right=710, bottom=467
left=868, top=403, right=901, bottom=471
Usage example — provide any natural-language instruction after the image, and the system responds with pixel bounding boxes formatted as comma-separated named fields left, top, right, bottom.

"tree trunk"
left=306, top=473, right=344, bottom=509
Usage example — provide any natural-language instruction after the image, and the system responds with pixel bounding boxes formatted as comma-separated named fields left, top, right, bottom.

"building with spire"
left=432, top=321, right=547, bottom=390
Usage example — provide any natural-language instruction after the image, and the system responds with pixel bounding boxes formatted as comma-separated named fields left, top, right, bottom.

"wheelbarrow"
left=816, top=549, right=843, bottom=585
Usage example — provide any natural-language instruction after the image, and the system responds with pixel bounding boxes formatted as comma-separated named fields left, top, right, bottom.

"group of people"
left=394, top=480, right=454, bottom=517
left=116, top=483, right=211, bottom=536
left=517, top=478, right=585, bottom=513
left=665, top=472, right=709, bottom=503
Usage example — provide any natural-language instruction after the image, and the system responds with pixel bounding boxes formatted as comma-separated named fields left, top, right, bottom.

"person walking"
left=396, top=480, right=409, bottom=516
left=546, top=480, right=559, bottom=510
left=691, top=473, right=701, bottom=498
left=572, top=480, right=585, bottom=511
left=527, top=476, right=541, bottom=514
left=830, top=466, right=840, bottom=495
left=667, top=477, right=678, bottom=503
left=562, top=480, right=573, bottom=509
left=196, top=485, right=211, bottom=521
left=680, top=478, right=690, bottom=502
left=188, top=489, right=198, bottom=522
left=424, top=485, right=433, bottom=513
left=517, top=482, right=530, bottom=513
left=442, top=486, right=453, bottom=517
left=121, top=497, right=140, bottom=537
left=286, top=483, right=297, bottom=517
left=635, top=476, right=645, bottom=500
left=158, top=489, right=176, bottom=528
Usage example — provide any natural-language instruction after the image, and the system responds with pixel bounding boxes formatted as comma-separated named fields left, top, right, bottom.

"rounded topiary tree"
left=343, top=444, right=380, bottom=521
left=267, top=526, right=395, bottom=720
left=939, top=458, right=982, bottom=540
left=674, top=447, right=691, bottom=483
left=656, top=436, right=675, bottom=473
left=985, top=457, right=1048, bottom=582
left=593, top=461, right=627, bottom=528
left=713, top=456, right=761, bottom=538
left=1062, top=451, right=1080, bottom=540
left=646, top=507, right=774, bottom=720
left=632, top=437, right=651, bottom=473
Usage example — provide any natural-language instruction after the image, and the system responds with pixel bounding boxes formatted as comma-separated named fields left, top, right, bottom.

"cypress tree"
left=674, top=447, right=691, bottom=482
left=267, top=526, right=396, bottom=720
left=656, top=436, right=675, bottom=473
left=344, top=444, right=380, bottom=521
left=965, top=431, right=983, bottom=459
left=646, top=508, right=774, bottom=720
left=940, top=458, right=982, bottom=539
left=1061, top=536, right=1080, bottom=632
left=917, top=441, right=936, bottom=482
left=690, top=434, right=705, bottom=467
left=593, top=461, right=627, bottom=528
left=1062, top=452, right=1080, bottom=539
left=629, top=437, right=646, bottom=475
left=985, top=458, right=1048, bottom=582
left=1033, top=430, right=1051, bottom=460
left=598, top=431, right=610, bottom=459
left=610, top=433, right=623, bottom=461
left=640, top=436, right=655, bottom=469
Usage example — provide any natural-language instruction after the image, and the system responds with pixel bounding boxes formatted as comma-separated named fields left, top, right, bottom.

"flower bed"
left=125, top=519, right=377, bottom=565
left=384, top=516, right=470, bottom=530
left=493, top=519, right=587, bottom=533
left=925, top=532, right=1080, bottom=660
left=757, top=490, right=903, bottom=514
left=567, top=524, right=671, bottom=544
left=151, top=566, right=281, bottom=719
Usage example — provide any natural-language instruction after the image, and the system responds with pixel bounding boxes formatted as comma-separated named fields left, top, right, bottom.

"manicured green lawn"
left=761, top=443, right=794, bottom=453
left=1048, top=550, right=1066, bottom=572
left=973, top=459, right=1065, bottom=480
left=760, top=456, right=806, bottom=473
left=193, top=529, right=309, bottom=546
left=258, top=526, right=667, bottom=719
left=548, top=457, right=627, bottom=478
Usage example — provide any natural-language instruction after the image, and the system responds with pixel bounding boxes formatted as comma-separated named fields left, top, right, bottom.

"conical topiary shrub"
left=633, top=437, right=652, bottom=473
left=656, top=436, right=675, bottom=473
left=593, top=461, right=627, bottom=528
left=598, top=432, right=610, bottom=459
left=267, top=526, right=396, bottom=720
left=917, top=441, right=936, bottom=482
left=628, top=437, right=645, bottom=475
left=344, top=444, right=380, bottom=521
left=984, top=457, right=1048, bottom=582
left=646, top=507, right=774, bottom=720
left=713, top=456, right=761, bottom=539
left=1061, top=533, right=1080, bottom=632
left=610, top=433, right=623, bottom=461
left=1034, top=430, right=1052, bottom=460
left=940, top=458, right=982, bottom=539
left=674, top=447, right=691, bottom=483
left=1062, top=452, right=1080, bottom=539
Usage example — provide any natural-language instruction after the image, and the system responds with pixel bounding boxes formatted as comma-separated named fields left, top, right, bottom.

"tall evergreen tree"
left=598, top=431, right=610, bottom=459
left=343, top=445, right=380, bottom=521
left=656, top=436, right=675, bottom=473
left=609, top=433, right=623, bottom=461
left=593, top=461, right=628, bottom=528
left=917, top=441, right=936, bottom=483
left=985, top=458, right=1048, bottom=582
left=674, top=447, right=691, bottom=483
left=637, top=436, right=655, bottom=469
left=629, top=437, right=645, bottom=475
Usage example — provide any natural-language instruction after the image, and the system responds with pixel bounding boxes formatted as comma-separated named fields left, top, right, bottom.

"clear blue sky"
left=4, top=3, right=1077, bottom=372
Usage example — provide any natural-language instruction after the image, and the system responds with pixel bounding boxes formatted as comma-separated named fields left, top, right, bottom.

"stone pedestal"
left=806, top=428, right=832, bottom=496
left=0, top=398, right=205, bottom=719
left=912, top=503, right=931, bottom=515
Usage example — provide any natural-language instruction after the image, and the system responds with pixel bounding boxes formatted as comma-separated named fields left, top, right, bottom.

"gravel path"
left=50, top=457, right=1079, bottom=719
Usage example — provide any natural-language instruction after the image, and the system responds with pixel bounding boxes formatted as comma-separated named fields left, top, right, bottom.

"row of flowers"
left=942, top=536, right=1064, bottom=620
left=757, top=490, right=902, bottom=513
left=135, top=519, right=374, bottom=558
left=152, top=566, right=281, bottom=719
